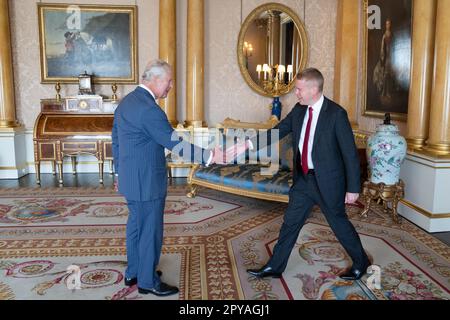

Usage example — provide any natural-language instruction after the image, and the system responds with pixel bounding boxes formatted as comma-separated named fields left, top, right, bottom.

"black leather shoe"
left=247, top=266, right=282, bottom=278
left=124, top=270, right=162, bottom=287
left=339, top=266, right=368, bottom=280
left=124, top=277, right=137, bottom=287
left=138, top=282, right=179, bottom=296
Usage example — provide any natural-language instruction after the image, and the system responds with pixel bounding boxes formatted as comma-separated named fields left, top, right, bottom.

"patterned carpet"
left=0, top=186, right=448, bottom=300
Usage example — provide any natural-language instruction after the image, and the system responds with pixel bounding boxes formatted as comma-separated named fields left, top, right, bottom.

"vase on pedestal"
left=271, top=97, right=282, bottom=120
left=366, top=114, right=407, bottom=185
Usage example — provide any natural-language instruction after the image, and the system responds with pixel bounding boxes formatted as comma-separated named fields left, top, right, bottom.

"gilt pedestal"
left=361, top=180, right=405, bottom=223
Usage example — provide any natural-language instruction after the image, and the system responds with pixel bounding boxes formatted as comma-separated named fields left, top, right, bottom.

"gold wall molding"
left=0, top=164, right=27, bottom=171
left=404, top=157, right=450, bottom=170
left=400, top=199, right=450, bottom=219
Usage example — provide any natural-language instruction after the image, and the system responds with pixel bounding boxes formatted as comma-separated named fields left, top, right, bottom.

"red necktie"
left=301, top=107, right=313, bottom=175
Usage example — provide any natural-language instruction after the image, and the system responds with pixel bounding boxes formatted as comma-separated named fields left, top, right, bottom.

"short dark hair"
left=296, top=68, right=324, bottom=92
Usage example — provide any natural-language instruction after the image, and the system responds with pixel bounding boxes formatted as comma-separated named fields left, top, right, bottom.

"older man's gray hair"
left=142, top=59, right=172, bottom=82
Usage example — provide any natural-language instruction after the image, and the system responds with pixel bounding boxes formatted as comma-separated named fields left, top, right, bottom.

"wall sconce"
left=243, top=41, right=253, bottom=58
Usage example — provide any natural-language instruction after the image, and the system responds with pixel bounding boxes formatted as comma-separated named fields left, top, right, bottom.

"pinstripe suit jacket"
left=112, top=86, right=210, bottom=201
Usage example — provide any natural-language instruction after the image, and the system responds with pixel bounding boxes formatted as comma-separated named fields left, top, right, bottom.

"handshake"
left=208, top=139, right=253, bottom=166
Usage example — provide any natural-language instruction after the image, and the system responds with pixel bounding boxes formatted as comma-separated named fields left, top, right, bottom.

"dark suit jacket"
left=112, top=86, right=209, bottom=201
left=256, top=97, right=360, bottom=208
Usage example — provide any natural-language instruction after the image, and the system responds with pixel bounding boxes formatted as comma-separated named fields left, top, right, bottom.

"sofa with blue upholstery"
left=187, top=117, right=368, bottom=203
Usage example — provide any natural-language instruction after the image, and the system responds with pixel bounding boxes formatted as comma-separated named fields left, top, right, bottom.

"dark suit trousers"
left=125, top=198, right=165, bottom=289
left=268, top=173, right=369, bottom=273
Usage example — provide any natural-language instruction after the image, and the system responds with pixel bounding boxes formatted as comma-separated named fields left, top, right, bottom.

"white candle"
left=263, top=64, right=269, bottom=80
left=287, top=65, right=293, bottom=81
left=277, top=65, right=285, bottom=81
left=256, top=64, right=262, bottom=80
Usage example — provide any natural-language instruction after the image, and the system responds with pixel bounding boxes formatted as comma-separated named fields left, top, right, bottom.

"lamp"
left=257, top=63, right=289, bottom=91
left=243, top=41, right=253, bottom=69
left=243, top=41, right=253, bottom=58
left=255, top=63, right=293, bottom=120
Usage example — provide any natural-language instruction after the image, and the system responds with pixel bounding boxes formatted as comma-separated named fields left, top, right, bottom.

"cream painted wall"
left=10, top=0, right=337, bottom=130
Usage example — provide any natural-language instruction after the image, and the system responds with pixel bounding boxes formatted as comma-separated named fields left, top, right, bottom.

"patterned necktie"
left=301, top=107, right=313, bottom=175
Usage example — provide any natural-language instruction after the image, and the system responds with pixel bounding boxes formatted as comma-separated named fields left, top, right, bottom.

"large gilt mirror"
left=237, top=3, right=308, bottom=98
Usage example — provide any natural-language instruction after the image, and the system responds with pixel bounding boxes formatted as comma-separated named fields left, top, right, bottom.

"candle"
left=256, top=64, right=262, bottom=80
left=287, top=65, right=293, bottom=81
left=263, top=64, right=269, bottom=80
left=277, top=65, right=285, bottom=81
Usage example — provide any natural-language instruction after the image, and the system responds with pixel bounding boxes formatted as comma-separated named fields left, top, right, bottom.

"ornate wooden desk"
left=33, top=99, right=116, bottom=185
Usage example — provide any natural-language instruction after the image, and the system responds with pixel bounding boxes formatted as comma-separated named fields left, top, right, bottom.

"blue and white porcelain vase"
left=271, top=97, right=282, bottom=120
left=367, top=114, right=407, bottom=185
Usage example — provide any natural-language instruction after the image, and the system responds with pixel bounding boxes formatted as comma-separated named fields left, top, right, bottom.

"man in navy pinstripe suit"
left=112, top=60, right=230, bottom=296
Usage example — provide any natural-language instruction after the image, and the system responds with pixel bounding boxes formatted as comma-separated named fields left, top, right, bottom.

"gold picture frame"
left=237, top=2, right=309, bottom=98
left=38, top=3, right=138, bottom=84
left=362, top=0, right=412, bottom=121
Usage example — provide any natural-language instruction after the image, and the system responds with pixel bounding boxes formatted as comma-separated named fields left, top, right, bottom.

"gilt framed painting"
left=38, top=3, right=138, bottom=84
left=362, top=0, right=412, bottom=121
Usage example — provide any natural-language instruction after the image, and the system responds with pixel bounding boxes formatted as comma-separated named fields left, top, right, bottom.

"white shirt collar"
left=139, top=84, right=156, bottom=100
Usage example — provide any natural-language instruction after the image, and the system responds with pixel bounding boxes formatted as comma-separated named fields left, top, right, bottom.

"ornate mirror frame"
left=237, top=3, right=309, bottom=97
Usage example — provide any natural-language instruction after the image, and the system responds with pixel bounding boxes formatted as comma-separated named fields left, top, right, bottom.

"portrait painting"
left=363, top=0, right=412, bottom=120
left=38, top=4, right=137, bottom=84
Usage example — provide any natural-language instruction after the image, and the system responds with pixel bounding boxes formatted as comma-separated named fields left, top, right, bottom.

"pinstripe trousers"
left=125, top=198, right=165, bottom=289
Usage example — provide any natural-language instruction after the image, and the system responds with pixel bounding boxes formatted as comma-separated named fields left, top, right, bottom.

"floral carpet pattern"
left=0, top=186, right=448, bottom=300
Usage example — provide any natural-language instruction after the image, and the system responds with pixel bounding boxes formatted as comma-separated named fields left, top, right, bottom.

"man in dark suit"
left=112, top=60, right=232, bottom=296
left=247, top=68, right=370, bottom=280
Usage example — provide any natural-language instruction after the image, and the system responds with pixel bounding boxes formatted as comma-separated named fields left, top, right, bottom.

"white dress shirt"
left=298, top=95, right=324, bottom=170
